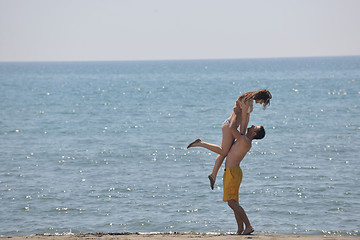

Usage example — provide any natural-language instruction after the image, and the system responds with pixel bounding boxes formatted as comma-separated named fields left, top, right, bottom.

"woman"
left=187, top=89, right=272, bottom=189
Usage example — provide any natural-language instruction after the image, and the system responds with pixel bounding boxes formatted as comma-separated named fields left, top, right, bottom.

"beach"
left=2, top=233, right=360, bottom=240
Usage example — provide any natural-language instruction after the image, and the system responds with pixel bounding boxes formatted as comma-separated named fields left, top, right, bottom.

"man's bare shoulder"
left=234, top=135, right=251, bottom=149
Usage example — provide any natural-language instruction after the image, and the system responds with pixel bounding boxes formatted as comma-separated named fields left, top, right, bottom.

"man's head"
left=247, top=125, right=266, bottom=140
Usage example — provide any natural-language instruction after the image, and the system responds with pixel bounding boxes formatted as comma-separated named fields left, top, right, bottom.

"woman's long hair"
left=237, top=89, right=272, bottom=109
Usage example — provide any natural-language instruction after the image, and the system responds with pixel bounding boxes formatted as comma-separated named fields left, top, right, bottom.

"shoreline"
left=1, top=233, right=360, bottom=240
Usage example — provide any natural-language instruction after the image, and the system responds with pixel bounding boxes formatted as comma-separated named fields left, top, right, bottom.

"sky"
left=0, top=0, right=360, bottom=62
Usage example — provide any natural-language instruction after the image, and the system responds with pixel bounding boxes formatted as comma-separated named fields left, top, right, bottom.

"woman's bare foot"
left=242, top=227, right=254, bottom=235
left=208, top=174, right=216, bottom=190
left=187, top=139, right=201, bottom=148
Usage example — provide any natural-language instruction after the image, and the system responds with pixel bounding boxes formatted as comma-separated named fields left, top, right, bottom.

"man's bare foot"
left=242, top=227, right=254, bottom=235
left=236, top=229, right=244, bottom=235
left=187, top=139, right=201, bottom=149
left=208, top=174, right=215, bottom=190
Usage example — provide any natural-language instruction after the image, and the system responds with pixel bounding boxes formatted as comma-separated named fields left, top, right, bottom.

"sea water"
left=0, top=57, right=359, bottom=236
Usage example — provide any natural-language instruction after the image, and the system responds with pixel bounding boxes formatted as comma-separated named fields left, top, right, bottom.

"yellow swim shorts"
left=223, top=166, right=243, bottom=202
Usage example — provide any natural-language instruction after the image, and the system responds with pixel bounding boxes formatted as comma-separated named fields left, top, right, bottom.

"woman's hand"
left=238, top=100, right=247, bottom=109
left=234, top=100, right=242, bottom=114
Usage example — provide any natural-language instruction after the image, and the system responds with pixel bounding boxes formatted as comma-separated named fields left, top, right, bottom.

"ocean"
left=0, top=56, right=359, bottom=236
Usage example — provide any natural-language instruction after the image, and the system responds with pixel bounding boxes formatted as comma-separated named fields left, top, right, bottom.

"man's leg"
left=232, top=208, right=244, bottom=234
left=228, top=199, right=254, bottom=235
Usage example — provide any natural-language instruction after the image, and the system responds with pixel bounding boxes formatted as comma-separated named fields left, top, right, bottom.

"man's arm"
left=239, top=101, right=252, bottom=135
left=240, top=112, right=250, bottom=135
left=230, top=104, right=247, bottom=142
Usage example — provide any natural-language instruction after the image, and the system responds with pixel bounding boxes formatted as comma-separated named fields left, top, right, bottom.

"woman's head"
left=253, top=89, right=272, bottom=109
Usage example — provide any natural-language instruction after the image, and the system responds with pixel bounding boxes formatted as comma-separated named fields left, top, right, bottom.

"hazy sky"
left=1, top=0, right=360, bottom=62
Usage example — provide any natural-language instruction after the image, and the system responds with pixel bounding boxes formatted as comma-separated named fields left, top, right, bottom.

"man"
left=222, top=108, right=266, bottom=235
left=187, top=103, right=266, bottom=234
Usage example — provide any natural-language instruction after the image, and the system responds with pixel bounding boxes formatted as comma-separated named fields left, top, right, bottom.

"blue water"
left=0, top=57, right=359, bottom=236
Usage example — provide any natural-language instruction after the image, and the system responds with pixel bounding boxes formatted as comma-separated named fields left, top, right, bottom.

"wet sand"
left=1, top=233, right=359, bottom=240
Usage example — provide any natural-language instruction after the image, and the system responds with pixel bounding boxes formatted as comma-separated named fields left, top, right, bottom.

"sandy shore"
left=1, top=233, right=359, bottom=240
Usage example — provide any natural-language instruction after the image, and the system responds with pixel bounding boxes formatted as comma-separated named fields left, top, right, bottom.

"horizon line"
left=1, top=54, right=359, bottom=64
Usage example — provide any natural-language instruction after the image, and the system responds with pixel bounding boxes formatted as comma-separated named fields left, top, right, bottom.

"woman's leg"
left=187, top=122, right=236, bottom=189
left=187, top=140, right=224, bottom=155
left=208, top=124, right=235, bottom=188
left=187, top=125, right=234, bottom=156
